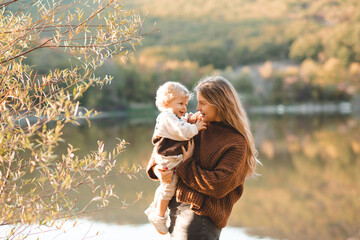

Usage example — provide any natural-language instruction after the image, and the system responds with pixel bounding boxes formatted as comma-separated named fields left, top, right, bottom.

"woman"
left=146, top=76, right=260, bottom=240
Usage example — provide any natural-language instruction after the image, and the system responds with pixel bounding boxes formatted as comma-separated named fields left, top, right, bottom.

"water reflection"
left=60, top=115, right=360, bottom=240
left=0, top=220, right=273, bottom=240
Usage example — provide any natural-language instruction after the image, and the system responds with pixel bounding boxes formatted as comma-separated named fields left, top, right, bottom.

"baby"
left=145, top=81, right=206, bottom=235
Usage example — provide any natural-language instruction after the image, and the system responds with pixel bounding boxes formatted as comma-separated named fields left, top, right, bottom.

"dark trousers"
left=168, top=198, right=222, bottom=240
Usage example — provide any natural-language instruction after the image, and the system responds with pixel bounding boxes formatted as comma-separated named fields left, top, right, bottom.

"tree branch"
left=0, top=0, right=20, bottom=10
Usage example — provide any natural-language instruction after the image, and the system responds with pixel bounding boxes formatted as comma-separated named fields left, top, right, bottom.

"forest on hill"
left=133, top=0, right=360, bottom=66
left=23, top=0, right=360, bottom=110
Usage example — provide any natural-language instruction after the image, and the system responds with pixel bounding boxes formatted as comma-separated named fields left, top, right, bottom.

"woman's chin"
left=202, top=115, right=211, bottom=122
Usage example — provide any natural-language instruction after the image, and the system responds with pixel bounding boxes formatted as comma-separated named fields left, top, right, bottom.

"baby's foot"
left=144, top=203, right=155, bottom=216
left=148, top=213, right=168, bottom=235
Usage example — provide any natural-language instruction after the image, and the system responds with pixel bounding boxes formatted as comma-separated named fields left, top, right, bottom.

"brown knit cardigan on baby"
left=146, top=121, right=249, bottom=229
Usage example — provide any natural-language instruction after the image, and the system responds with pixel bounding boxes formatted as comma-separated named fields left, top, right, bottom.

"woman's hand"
left=153, top=165, right=173, bottom=184
left=181, top=138, right=195, bottom=161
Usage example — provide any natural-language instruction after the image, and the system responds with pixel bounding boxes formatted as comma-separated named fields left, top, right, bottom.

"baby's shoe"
left=144, top=203, right=155, bottom=216
left=148, top=213, right=168, bottom=235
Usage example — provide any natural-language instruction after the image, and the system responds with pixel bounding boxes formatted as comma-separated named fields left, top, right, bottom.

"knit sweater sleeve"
left=176, top=143, right=248, bottom=199
left=146, top=151, right=158, bottom=180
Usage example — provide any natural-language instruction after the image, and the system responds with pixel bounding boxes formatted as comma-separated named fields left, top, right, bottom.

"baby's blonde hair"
left=195, top=76, right=261, bottom=178
left=155, top=82, right=191, bottom=111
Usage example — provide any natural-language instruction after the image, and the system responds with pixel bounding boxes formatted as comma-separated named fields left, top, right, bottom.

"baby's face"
left=166, top=96, right=189, bottom=118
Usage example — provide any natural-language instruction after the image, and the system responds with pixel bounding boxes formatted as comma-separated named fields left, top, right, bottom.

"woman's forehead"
left=197, top=93, right=209, bottom=103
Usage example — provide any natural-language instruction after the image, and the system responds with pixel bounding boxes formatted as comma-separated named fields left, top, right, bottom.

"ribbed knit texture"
left=153, top=136, right=188, bottom=156
left=147, top=121, right=249, bottom=228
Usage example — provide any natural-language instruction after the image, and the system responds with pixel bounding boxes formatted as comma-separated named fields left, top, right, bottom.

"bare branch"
left=0, top=1, right=150, bottom=237
left=0, top=0, right=20, bottom=10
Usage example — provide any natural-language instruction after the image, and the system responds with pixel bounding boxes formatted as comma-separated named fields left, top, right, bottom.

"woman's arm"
left=177, top=143, right=248, bottom=199
left=146, top=152, right=158, bottom=180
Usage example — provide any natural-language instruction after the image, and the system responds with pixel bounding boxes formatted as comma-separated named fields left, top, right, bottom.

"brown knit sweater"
left=146, top=121, right=249, bottom=228
left=152, top=136, right=188, bottom=156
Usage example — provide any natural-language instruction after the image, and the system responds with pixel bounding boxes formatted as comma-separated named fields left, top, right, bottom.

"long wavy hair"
left=194, top=76, right=261, bottom=177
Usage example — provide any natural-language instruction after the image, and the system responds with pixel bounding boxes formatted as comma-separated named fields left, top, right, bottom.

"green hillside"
left=17, top=0, right=360, bottom=109
left=132, top=0, right=360, bottom=67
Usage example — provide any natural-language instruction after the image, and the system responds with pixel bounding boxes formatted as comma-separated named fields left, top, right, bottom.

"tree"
left=289, top=34, right=322, bottom=62
left=0, top=0, right=155, bottom=238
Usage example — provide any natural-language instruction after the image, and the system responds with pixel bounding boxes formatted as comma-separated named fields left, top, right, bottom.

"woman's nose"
left=196, top=105, right=200, bottom=111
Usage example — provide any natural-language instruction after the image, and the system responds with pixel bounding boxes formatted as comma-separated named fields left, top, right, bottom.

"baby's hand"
left=185, top=112, right=195, bottom=124
left=195, top=120, right=207, bottom=131
left=194, top=111, right=203, bottom=121
left=187, top=111, right=203, bottom=124
left=182, top=113, right=191, bottom=122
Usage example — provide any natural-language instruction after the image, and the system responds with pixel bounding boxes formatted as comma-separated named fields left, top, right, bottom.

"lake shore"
left=13, top=100, right=358, bottom=128
left=91, top=101, right=356, bottom=120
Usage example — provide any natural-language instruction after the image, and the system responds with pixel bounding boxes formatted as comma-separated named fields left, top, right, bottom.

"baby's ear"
left=163, top=100, right=168, bottom=108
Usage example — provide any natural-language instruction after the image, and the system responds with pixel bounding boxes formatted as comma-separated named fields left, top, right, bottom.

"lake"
left=46, top=113, right=360, bottom=240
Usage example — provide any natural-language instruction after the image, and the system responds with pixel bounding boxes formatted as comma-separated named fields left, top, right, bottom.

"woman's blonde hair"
left=155, top=81, right=191, bottom=112
left=194, top=76, right=260, bottom=177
